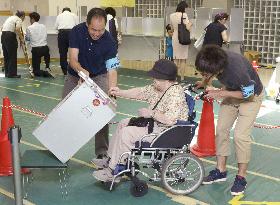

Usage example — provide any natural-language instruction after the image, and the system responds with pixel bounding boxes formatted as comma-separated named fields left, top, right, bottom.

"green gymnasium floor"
left=0, top=65, right=279, bottom=205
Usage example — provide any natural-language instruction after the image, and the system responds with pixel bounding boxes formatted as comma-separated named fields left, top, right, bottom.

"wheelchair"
left=103, top=84, right=205, bottom=197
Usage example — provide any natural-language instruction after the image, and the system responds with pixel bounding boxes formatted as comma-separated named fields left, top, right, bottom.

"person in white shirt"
left=55, top=7, right=78, bottom=75
left=25, top=12, right=54, bottom=78
left=1, top=10, right=25, bottom=78
left=104, top=7, right=119, bottom=47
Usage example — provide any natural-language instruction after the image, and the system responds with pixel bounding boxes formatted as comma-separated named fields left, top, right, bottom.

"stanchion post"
left=8, top=125, right=23, bottom=205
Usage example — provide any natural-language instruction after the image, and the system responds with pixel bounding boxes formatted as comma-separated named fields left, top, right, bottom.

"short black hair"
left=166, top=24, right=172, bottom=31
left=195, top=45, right=228, bottom=75
left=16, top=10, right=25, bottom=18
left=176, top=1, right=188, bottom=13
left=86, top=8, right=107, bottom=25
left=62, top=7, right=71, bottom=12
left=29, top=12, right=40, bottom=22
left=214, top=13, right=229, bottom=23
left=105, top=7, right=116, bottom=18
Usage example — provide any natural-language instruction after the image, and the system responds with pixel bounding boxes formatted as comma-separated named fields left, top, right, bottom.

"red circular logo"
left=92, top=99, right=100, bottom=106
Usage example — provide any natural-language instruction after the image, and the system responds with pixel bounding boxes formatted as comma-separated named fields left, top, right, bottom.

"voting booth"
left=33, top=72, right=116, bottom=163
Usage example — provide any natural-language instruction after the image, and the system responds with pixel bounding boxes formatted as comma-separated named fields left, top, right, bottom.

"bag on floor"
left=178, top=12, right=191, bottom=45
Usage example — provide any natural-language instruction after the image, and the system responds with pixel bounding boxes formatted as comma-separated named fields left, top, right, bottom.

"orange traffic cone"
left=191, top=99, right=216, bottom=157
left=252, top=60, right=259, bottom=72
left=0, top=97, right=15, bottom=175
left=0, top=97, right=29, bottom=176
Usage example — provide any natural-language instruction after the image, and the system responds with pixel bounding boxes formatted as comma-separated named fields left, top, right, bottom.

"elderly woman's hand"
left=138, top=108, right=153, bottom=118
left=109, top=87, right=121, bottom=97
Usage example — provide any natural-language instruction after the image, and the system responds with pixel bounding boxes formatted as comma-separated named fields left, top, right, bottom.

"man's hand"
left=205, top=90, right=227, bottom=100
left=78, top=69, right=89, bottom=85
left=195, top=81, right=205, bottom=89
left=138, top=108, right=153, bottom=118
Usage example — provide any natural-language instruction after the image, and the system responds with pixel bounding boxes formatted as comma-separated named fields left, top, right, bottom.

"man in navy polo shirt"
left=62, top=8, right=120, bottom=160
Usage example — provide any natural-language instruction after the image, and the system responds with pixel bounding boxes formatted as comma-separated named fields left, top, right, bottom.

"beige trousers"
left=216, top=91, right=264, bottom=163
left=107, top=118, right=161, bottom=169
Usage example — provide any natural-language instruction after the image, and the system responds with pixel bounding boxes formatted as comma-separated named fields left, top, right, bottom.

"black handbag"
left=178, top=12, right=191, bottom=45
left=128, top=117, right=154, bottom=134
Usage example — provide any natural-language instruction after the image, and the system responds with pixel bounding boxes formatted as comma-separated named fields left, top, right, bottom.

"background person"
left=170, top=1, right=192, bottom=81
left=92, top=59, right=188, bottom=182
left=165, top=24, right=173, bottom=61
left=203, top=13, right=229, bottom=47
left=195, top=45, right=263, bottom=196
left=63, top=8, right=120, bottom=160
left=1, top=10, right=25, bottom=78
left=55, top=7, right=78, bottom=75
left=26, top=12, right=54, bottom=78
left=104, top=7, right=119, bottom=46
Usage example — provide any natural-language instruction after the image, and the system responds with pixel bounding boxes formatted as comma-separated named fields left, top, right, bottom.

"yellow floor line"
left=201, top=158, right=280, bottom=182
left=251, top=141, right=280, bottom=151
left=0, top=86, right=61, bottom=101
left=149, top=185, right=209, bottom=205
left=0, top=186, right=35, bottom=205
left=23, top=78, right=134, bottom=88
left=23, top=78, right=64, bottom=87
left=119, top=74, right=150, bottom=81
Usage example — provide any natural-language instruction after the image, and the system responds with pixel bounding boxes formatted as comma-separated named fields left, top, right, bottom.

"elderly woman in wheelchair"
left=92, top=59, right=204, bottom=196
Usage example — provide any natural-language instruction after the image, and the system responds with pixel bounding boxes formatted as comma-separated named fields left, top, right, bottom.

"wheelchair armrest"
left=137, top=133, right=158, bottom=148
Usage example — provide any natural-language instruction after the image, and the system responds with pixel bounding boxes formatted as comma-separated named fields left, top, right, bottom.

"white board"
left=33, top=73, right=116, bottom=163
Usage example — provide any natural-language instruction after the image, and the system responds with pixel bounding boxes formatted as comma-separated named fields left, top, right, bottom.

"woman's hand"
left=109, top=87, right=121, bottom=97
left=138, top=108, right=153, bottom=118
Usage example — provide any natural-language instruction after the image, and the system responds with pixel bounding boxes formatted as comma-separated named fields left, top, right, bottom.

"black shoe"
left=96, top=154, right=108, bottom=159
left=43, top=71, right=55, bottom=78
left=6, top=75, right=21, bottom=78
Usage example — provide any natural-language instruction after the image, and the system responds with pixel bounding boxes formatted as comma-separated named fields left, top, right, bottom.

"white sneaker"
left=28, top=66, right=34, bottom=78
left=45, top=68, right=55, bottom=78
left=92, top=168, right=120, bottom=183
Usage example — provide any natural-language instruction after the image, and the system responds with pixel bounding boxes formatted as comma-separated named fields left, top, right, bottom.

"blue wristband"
left=106, top=56, right=120, bottom=70
left=241, top=84, right=254, bottom=98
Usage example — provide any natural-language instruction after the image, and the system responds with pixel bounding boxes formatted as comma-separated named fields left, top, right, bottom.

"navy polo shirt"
left=68, top=22, right=120, bottom=77
left=217, top=51, right=263, bottom=98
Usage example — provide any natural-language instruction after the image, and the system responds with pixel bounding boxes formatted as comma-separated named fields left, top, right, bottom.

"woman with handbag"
left=92, top=59, right=189, bottom=182
left=170, top=1, right=192, bottom=82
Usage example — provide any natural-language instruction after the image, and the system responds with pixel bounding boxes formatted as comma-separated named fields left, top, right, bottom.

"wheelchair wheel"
left=161, top=153, right=204, bottom=195
left=130, top=177, right=148, bottom=197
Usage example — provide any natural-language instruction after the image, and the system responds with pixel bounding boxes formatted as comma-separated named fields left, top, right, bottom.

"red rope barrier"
left=4, top=104, right=280, bottom=129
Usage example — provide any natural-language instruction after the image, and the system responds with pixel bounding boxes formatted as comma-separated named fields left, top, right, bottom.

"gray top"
left=217, top=51, right=263, bottom=96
